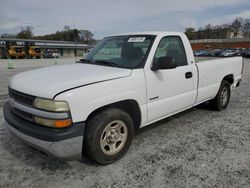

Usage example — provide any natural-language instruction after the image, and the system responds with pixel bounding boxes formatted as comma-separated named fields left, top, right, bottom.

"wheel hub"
left=107, top=129, right=120, bottom=144
left=100, top=120, right=128, bottom=155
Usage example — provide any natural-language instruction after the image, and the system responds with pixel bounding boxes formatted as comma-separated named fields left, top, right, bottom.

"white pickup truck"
left=3, top=32, right=243, bottom=164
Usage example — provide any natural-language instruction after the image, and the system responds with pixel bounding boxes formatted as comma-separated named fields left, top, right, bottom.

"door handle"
left=185, top=72, right=193, bottom=79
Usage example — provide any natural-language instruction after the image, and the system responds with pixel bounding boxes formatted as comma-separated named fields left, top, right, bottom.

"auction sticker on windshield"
left=128, top=37, right=146, bottom=42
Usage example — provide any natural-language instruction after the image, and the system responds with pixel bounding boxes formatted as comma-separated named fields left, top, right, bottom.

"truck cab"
left=26, top=46, right=41, bottom=59
left=8, top=46, right=25, bottom=59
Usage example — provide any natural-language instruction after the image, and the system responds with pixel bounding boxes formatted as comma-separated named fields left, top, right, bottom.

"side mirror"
left=151, top=56, right=177, bottom=71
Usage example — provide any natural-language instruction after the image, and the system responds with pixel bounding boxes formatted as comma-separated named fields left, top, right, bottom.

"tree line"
left=185, top=17, right=250, bottom=40
left=1, top=18, right=249, bottom=42
left=1, top=25, right=95, bottom=44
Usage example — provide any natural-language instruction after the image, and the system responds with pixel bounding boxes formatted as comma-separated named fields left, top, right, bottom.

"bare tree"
left=242, top=18, right=250, bottom=37
left=79, top=30, right=94, bottom=44
left=185, top=28, right=196, bottom=40
left=231, top=18, right=243, bottom=38
left=63, top=25, right=70, bottom=31
left=203, top=24, right=213, bottom=39
left=16, top=26, right=34, bottom=39
left=221, top=24, right=232, bottom=38
left=1, top=33, right=15, bottom=38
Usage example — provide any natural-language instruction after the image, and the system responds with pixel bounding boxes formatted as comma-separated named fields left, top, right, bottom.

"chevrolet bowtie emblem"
left=9, top=98, right=15, bottom=107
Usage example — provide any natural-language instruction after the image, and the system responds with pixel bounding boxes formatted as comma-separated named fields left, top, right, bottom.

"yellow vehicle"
left=26, top=46, right=41, bottom=59
left=8, top=46, right=25, bottom=59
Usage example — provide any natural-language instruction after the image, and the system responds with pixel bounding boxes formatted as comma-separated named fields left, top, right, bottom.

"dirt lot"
left=0, top=58, right=249, bottom=188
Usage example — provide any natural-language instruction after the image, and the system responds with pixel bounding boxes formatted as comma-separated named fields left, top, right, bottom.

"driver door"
left=145, top=36, right=197, bottom=123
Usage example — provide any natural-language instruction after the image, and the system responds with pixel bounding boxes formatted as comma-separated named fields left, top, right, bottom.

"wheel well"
left=86, top=100, right=142, bottom=130
left=223, top=74, right=234, bottom=85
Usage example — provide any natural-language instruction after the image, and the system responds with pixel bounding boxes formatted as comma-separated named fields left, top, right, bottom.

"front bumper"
left=3, top=102, right=85, bottom=159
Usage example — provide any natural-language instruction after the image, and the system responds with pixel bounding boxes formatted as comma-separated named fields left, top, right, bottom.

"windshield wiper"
left=77, top=59, right=127, bottom=68
left=77, top=59, right=92, bottom=63
left=95, top=60, right=121, bottom=68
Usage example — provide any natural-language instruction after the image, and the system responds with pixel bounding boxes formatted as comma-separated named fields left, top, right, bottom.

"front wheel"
left=210, top=80, right=231, bottom=111
left=83, top=108, right=134, bottom=164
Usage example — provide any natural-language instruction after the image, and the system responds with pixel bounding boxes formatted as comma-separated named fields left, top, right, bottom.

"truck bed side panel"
left=195, top=57, right=243, bottom=104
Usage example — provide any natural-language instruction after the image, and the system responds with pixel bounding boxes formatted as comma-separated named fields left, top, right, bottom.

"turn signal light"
left=54, top=119, right=72, bottom=128
left=34, top=116, right=72, bottom=128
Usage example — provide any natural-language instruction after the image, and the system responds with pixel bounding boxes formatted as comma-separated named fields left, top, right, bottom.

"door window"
left=154, top=36, right=187, bottom=67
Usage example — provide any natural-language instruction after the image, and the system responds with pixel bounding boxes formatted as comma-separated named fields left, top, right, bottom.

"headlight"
left=34, top=116, right=72, bottom=128
left=34, top=97, right=70, bottom=112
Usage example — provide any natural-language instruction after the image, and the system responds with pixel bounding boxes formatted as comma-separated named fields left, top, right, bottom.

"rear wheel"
left=210, top=80, right=231, bottom=111
left=84, top=108, right=134, bottom=164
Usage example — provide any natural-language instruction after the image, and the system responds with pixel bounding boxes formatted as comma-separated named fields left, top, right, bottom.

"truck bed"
left=195, top=56, right=220, bottom=63
left=194, top=56, right=243, bottom=104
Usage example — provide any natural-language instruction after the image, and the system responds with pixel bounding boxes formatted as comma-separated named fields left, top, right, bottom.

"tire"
left=84, top=108, right=134, bottom=165
left=209, top=80, right=231, bottom=111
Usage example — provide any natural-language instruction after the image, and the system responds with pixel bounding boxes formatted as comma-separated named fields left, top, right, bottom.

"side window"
left=154, top=36, right=187, bottom=67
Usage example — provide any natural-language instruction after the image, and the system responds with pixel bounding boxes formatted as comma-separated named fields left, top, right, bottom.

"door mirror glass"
left=151, top=56, right=177, bottom=71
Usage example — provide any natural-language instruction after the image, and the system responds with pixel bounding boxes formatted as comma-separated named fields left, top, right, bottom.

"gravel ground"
left=0, top=58, right=249, bottom=188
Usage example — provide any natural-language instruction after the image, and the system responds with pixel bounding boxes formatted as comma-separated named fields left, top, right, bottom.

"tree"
left=63, top=25, right=70, bottom=31
left=16, top=26, right=34, bottom=39
left=231, top=18, right=243, bottom=38
left=79, top=30, right=94, bottom=44
left=242, top=18, right=250, bottom=37
left=71, top=29, right=80, bottom=41
left=182, top=17, right=249, bottom=40
left=211, top=24, right=231, bottom=39
left=203, top=24, right=213, bottom=39
left=196, top=27, right=205, bottom=39
left=185, top=28, right=196, bottom=40
left=221, top=24, right=232, bottom=38
left=1, top=33, right=15, bottom=38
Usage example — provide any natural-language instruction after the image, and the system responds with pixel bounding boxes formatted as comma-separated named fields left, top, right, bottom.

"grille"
left=9, top=88, right=35, bottom=106
left=13, top=108, right=33, bottom=122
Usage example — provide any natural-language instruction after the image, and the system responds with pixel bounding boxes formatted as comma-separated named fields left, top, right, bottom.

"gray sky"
left=0, top=0, right=250, bottom=39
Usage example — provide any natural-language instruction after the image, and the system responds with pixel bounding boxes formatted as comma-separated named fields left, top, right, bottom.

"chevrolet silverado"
left=3, top=32, right=243, bottom=164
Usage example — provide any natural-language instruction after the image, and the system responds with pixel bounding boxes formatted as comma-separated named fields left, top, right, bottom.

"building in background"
left=0, top=38, right=92, bottom=59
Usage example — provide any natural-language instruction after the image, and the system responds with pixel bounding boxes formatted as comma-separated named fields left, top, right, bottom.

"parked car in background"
left=232, top=48, right=245, bottom=56
left=51, top=50, right=59, bottom=58
left=211, top=49, right=223, bottom=57
left=42, top=50, right=53, bottom=58
left=219, top=49, right=238, bottom=57
left=195, top=48, right=247, bottom=58
left=194, top=49, right=211, bottom=56
left=42, top=49, right=59, bottom=58
left=241, top=48, right=250, bottom=58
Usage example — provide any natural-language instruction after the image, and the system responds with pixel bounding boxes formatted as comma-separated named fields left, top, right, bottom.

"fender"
left=54, top=69, right=148, bottom=124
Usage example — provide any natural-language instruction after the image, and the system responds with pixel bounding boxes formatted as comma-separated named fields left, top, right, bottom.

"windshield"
left=15, top=47, right=22, bottom=52
left=35, top=48, right=41, bottom=53
left=83, top=35, right=155, bottom=69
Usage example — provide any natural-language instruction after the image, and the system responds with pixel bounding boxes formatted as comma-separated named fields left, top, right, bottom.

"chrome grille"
left=9, top=88, right=35, bottom=106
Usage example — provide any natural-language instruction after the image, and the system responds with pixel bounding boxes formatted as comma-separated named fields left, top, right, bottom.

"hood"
left=9, top=63, right=131, bottom=99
